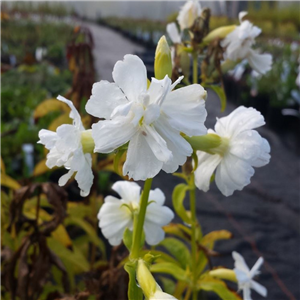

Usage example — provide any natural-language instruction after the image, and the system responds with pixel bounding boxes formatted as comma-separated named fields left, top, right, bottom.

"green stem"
left=193, top=54, right=198, bottom=84
left=130, top=177, right=153, bottom=260
left=189, top=173, right=198, bottom=300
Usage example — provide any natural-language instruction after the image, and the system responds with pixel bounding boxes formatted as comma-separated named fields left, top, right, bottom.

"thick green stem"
left=130, top=178, right=153, bottom=260
left=193, top=55, right=198, bottom=84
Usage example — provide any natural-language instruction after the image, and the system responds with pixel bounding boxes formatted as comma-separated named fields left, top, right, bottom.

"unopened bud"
left=154, top=36, right=173, bottom=80
left=209, top=268, right=237, bottom=282
left=184, top=133, right=222, bottom=154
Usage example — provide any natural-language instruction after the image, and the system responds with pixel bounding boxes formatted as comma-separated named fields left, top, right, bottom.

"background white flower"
left=86, top=54, right=207, bottom=181
left=232, top=251, right=267, bottom=300
left=166, top=22, right=181, bottom=44
left=194, top=106, right=270, bottom=196
left=177, top=0, right=202, bottom=31
left=97, top=181, right=174, bottom=246
left=221, top=11, right=272, bottom=75
left=38, top=95, right=93, bottom=197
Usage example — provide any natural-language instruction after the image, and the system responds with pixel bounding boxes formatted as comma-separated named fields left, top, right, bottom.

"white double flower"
left=98, top=181, right=174, bottom=246
left=195, top=106, right=270, bottom=196
left=221, top=12, right=272, bottom=75
left=86, top=54, right=207, bottom=181
left=38, top=96, right=94, bottom=197
left=177, top=0, right=202, bottom=31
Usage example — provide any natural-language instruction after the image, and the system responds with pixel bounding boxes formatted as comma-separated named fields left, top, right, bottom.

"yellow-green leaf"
left=172, top=183, right=192, bottom=225
left=197, top=277, right=241, bottom=300
left=150, top=262, right=188, bottom=282
left=201, top=230, right=233, bottom=249
left=1, top=173, right=21, bottom=190
left=34, top=98, right=69, bottom=119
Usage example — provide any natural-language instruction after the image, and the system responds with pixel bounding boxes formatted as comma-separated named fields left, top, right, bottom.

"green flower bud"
left=136, top=259, right=157, bottom=299
left=154, top=36, right=172, bottom=80
left=209, top=268, right=237, bottom=282
left=184, top=133, right=223, bottom=154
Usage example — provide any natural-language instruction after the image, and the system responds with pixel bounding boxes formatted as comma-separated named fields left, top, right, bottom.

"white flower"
left=177, top=0, right=202, bottom=31
left=38, top=96, right=94, bottom=197
left=221, top=12, right=272, bottom=75
left=86, top=54, right=207, bottom=181
left=166, top=22, right=181, bottom=44
left=194, top=106, right=270, bottom=196
left=97, top=181, right=174, bottom=246
left=232, top=251, right=267, bottom=300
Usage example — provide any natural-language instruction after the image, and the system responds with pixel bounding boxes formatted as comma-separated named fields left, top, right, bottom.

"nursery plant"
left=2, top=1, right=275, bottom=300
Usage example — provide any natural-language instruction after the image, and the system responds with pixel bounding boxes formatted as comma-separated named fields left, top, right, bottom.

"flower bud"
left=184, top=133, right=222, bottom=154
left=209, top=268, right=237, bottom=282
left=81, top=129, right=95, bottom=153
left=136, top=259, right=157, bottom=299
left=203, top=25, right=236, bottom=44
left=154, top=36, right=173, bottom=80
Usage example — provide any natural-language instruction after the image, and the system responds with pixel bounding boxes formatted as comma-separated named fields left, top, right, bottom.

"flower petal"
left=92, top=115, right=137, bottom=153
left=38, top=129, right=57, bottom=149
left=149, top=188, right=165, bottom=206
left=215, top=106, right=265, bottom=138
left=57, top=95, right=84, bottom=130
left=143, top=221, right=165, bottom=245
left=251, top=138, right=270, bottom=167
left=247, top=49, right=272, bottom=75
left=250, top=280, right=267, bottom=297
left=166, top=22, right=181, bottom=44
left=112, top=54, right=147, bottom=102
left=243, top=287, right=252, bottom=300
left=85, top=80, right=128, bottom=119
left=232, top=251, right=250, bottom=274
left=155, top=117, right=192, bottom=173
left=112, top=181, right=141, bottom=203
left=143, top=125, right=173, bottom=163
left=215, top=154, right=254, bottom=196
left=249, top=257, right=264, bottom=278
left=58, top=169, right=74, bottom=186
left=71, top=150, right=94, bottom=197
left=123, top=132, right=163, bottom=180
left=194, top=151, right=222, bottom=192
left=162, top=84, right=207, bottom=136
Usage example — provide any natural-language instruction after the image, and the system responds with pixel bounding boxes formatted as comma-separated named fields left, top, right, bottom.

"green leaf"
left=124, top=261, right=143, bottom=300
left=158, top=276, right=176, bottom=295
left=150, top=262, right=188, bottom=282
left=123, top=227, right=133, bottom=251
left=172, top=183, right=192, bottom=225
left=64, top=216, right=106, bottom=259
left=163, top=223, right=191, bottom=242
left=159, top=238, right=190, bottom=269
left=197, top=277, right=241, bottom=300
left=201, top=230, right=233, bottom=249
left=1, top=173, right=21, bottom=190
left=204, top=85, right=227, bottom=112
left=34, top=98, right=69, bottom=119
left=140, top=250, right=181, bottom=266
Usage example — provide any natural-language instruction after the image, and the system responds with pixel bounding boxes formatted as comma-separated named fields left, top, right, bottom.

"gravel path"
left=83, top=21, right=300, bottom=300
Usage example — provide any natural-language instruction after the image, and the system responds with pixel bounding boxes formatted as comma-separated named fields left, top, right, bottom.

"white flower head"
left=194, top=106, right=270, bottom=196
left=98, top=181, right=174, bottom=246
left=221, top=12, right=272, bottom=75
left=166, top=22, right=181, bottom=44
left=38, top=96, right=94, bottom=197
left=86, top=54, right=207, bottom=181
left=232, top=251, right=267, bottom=300
left=177, top=0, right=202, bottom=31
